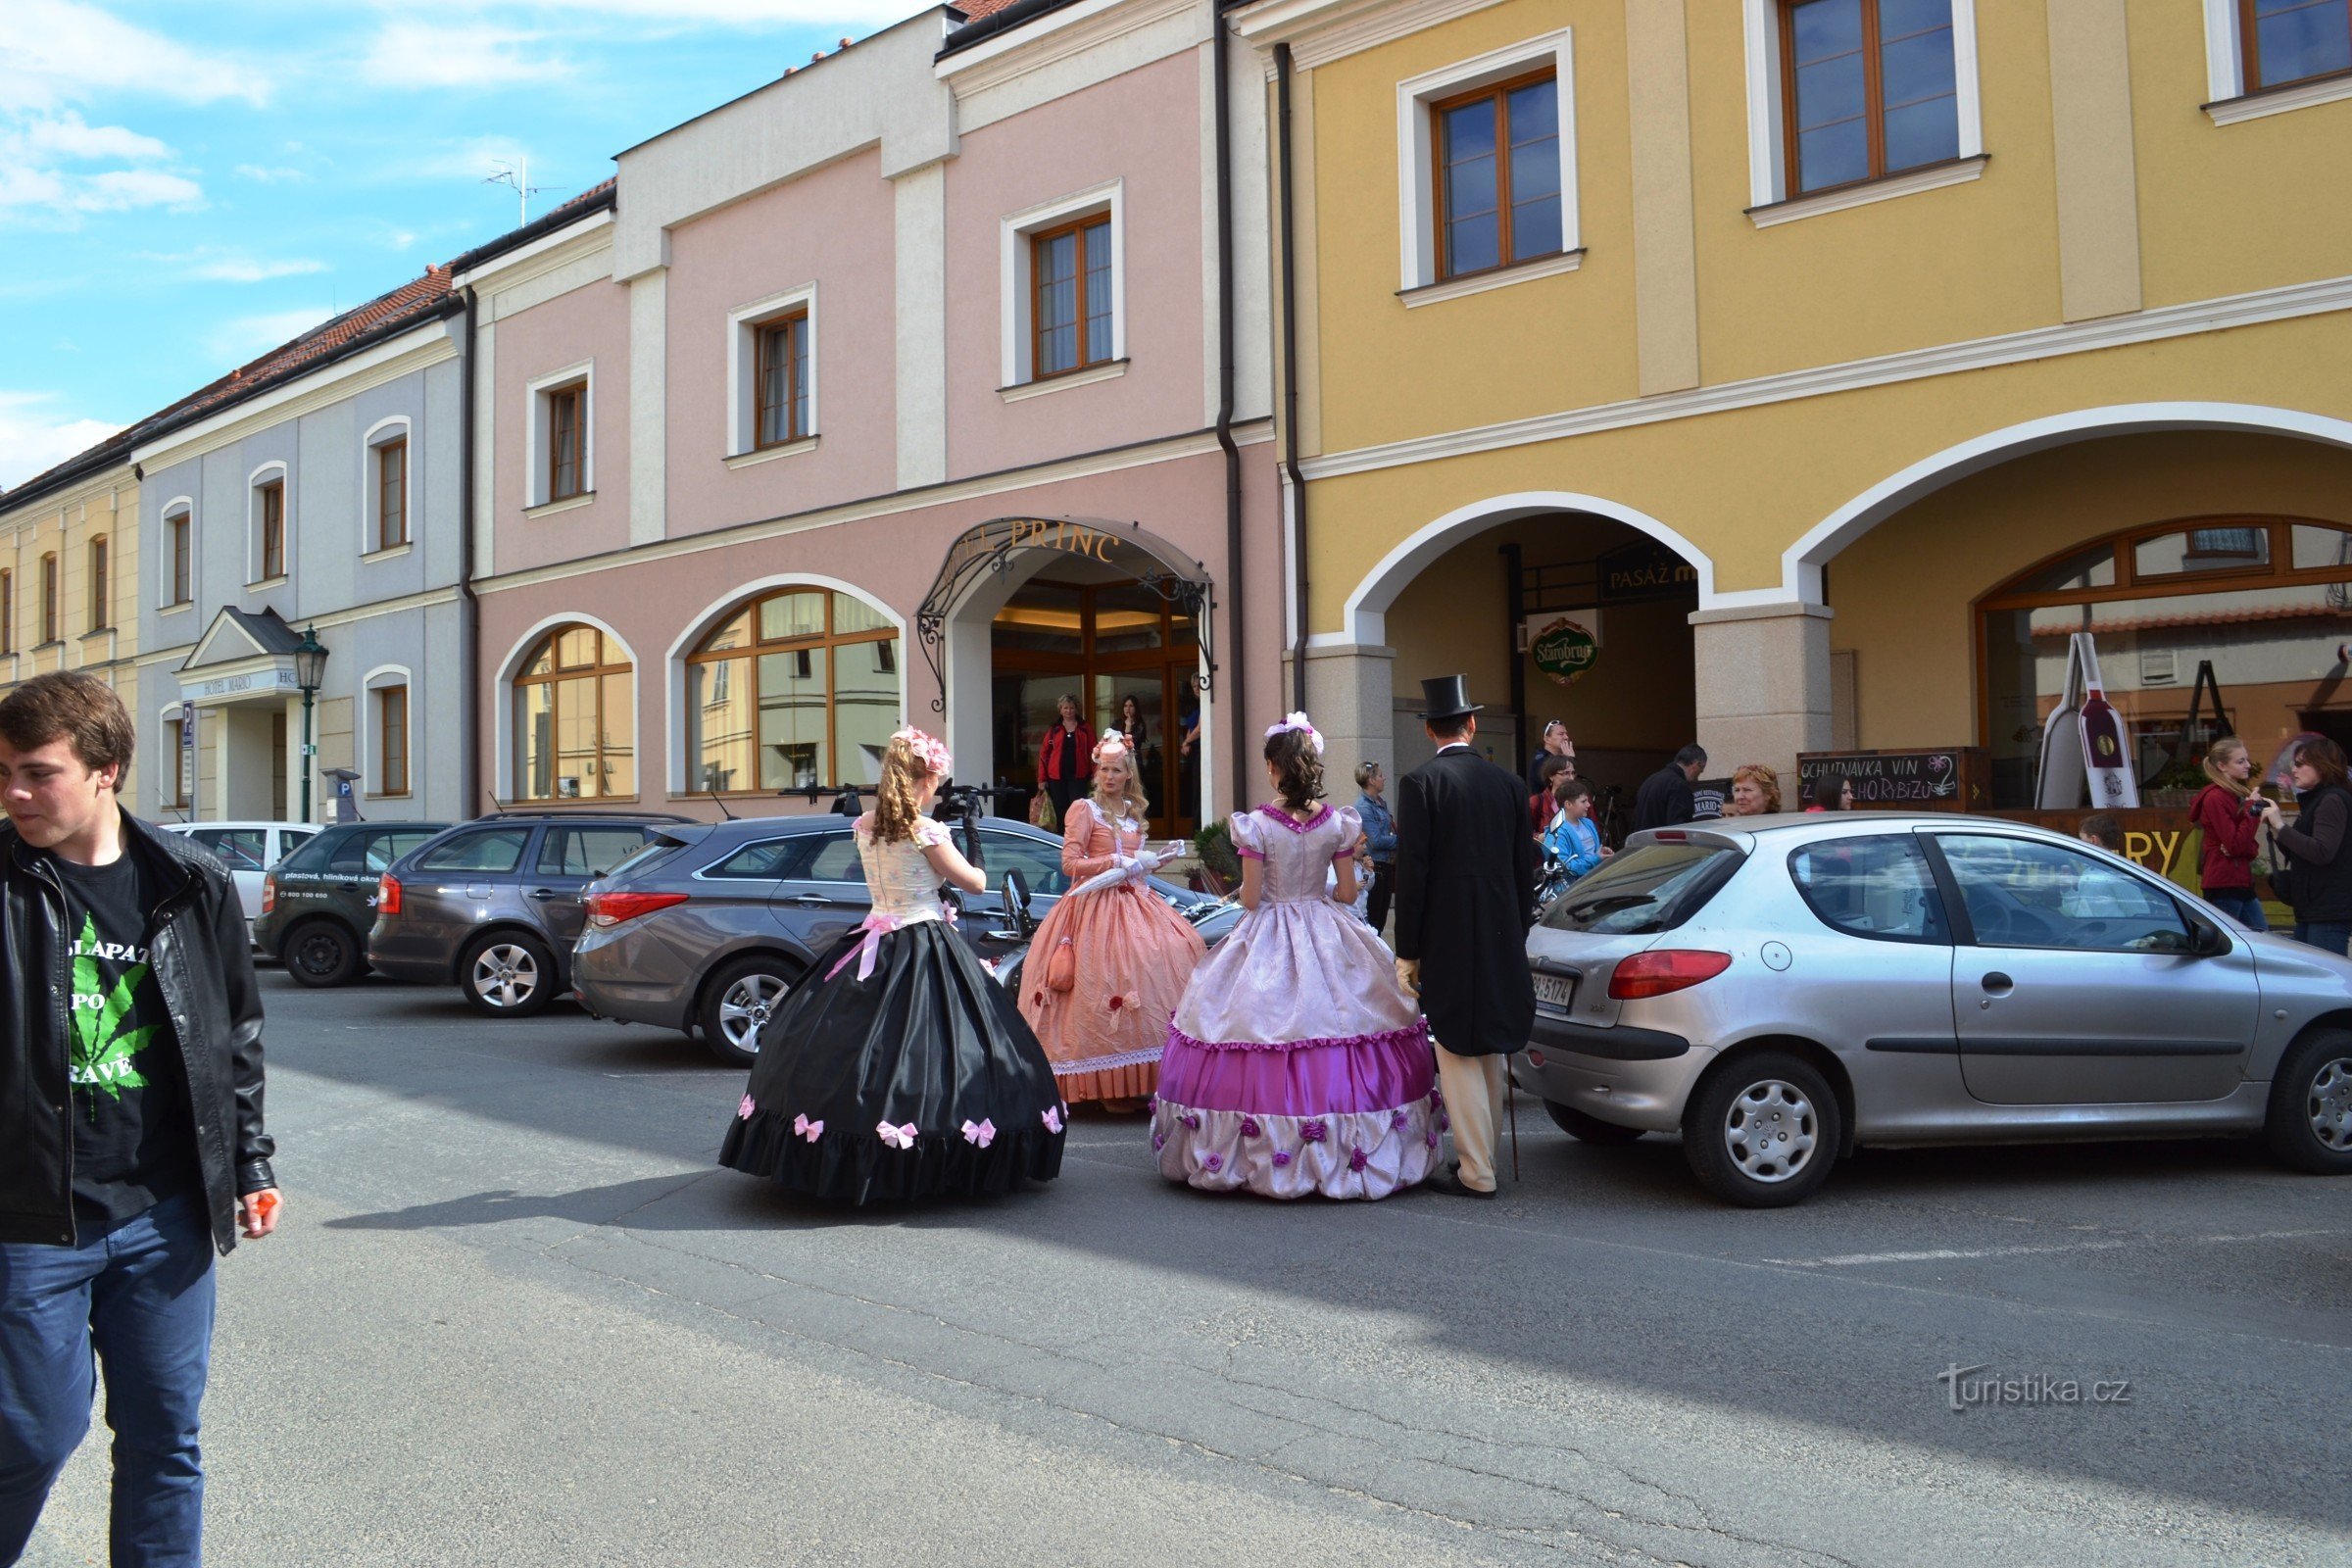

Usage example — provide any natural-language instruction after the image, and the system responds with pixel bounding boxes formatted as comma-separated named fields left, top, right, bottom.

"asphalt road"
left=24, top=971, right=2352, bottom=1566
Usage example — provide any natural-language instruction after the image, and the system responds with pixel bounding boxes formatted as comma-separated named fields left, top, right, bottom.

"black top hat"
left=1420, top=674, right=1483, bottom=721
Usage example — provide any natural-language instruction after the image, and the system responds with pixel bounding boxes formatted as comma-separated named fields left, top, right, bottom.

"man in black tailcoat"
left=1393, top=675, right=1537, bottom=1198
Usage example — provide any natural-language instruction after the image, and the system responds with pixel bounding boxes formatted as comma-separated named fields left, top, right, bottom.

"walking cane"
left=1507, top=1073, right=1519, bottom=1182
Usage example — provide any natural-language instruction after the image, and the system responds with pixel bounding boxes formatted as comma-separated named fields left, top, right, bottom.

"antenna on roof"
left=484, top=159, right=553, bottom=226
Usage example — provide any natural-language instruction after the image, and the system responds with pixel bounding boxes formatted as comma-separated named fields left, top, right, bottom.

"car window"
left=1935, top=835, right=2190, bottom=953
left=190, top=828, right=267, bottom=870
left=537, top=826, right=653, bottom=877
left=706, top=837, right=808, bottom=879
left=975, top=828, right=1069, bottom=896
left=326, top=833, right=378, bottom=874
left=799, top=832, right=865, bottom=884
left=1541, top=841, right=1740, bottom=934
left=275, top=828, right=318, bottom=861
left=415, top=827, right=530, bottom=874
left=275, top=833, right=339, bottom=874
left=379, top=830, right=441, bottom=865
left=1788, top=835, right=1949, bottom=944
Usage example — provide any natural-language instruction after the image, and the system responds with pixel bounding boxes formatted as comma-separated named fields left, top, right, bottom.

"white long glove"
left=1125, top=848, right=1163, bottom=882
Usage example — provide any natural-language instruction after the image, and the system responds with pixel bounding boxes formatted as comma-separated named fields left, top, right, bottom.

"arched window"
left=685, top=588, right=899, bottom=794
left=1979, top=517, right=2352, bottom=808
left=514, top=625, right=634, bottom=801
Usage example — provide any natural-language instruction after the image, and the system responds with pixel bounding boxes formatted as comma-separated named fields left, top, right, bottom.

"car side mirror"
left=2188, top=916, right=2230, bottom=957
left=1002, top=868, right=1036, bottom=942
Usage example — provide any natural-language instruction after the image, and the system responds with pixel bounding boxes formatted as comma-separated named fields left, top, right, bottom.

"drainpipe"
left=1501, top=541, right=1526, bottom=760
left=458, top=286, right=482, bottom=818
left=1275, top=42, right=1308, bottom=714
left=1213, top=0, right=1248, bottom=811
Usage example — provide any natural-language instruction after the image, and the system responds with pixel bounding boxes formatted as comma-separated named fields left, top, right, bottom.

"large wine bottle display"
left=2032, top=631, right=2141, bottom=810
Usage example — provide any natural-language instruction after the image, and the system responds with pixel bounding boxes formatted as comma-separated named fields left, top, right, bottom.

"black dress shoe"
left=1423, top=1163, right=1495, bottom=1199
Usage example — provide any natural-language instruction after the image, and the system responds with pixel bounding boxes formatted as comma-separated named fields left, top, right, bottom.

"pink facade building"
left=459, top=0, right=1278, bottom=837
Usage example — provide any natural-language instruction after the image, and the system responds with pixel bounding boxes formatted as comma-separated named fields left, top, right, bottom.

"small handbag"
left=1045, top=935, right=1078, bottom=993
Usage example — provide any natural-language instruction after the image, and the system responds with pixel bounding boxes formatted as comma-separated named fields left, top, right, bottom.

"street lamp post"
left=293, top=625, right=328, bottom=824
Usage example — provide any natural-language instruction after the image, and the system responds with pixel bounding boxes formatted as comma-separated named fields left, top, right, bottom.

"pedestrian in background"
left=2260, top=738, right=2352, bottom=955
left=1724, top=763, right=1781, bottom=816
left=2191, top=736, right=2268, bottom=930
left=1633, top=744, right=1706, bottom=832
left=1395, top=676, right=1538, bottom=1200
left=0, top=672, right=279, bottom=1567
left=2080, top=814, right=2126, bottom=853
left=1529, top=752, right=1571, bottom=836
left=1036, top=694, right=1095, bottom=826
left=1806, top=772, right=1853, bottom=811
left=1353, top=760, right=1398, bottom=935
left=1525, top=719, right=1574, bottom=795
left=1542, top=777, right=1608, bottom=881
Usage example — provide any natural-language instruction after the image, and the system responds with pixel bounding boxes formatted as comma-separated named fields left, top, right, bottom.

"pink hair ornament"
left=1263, top=711, right=1324, bottom=756
left=890, top=726, right=953, bottom=776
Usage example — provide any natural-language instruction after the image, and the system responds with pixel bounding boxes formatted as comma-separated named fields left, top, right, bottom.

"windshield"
left=1540, top=842, right=1740, bottom=935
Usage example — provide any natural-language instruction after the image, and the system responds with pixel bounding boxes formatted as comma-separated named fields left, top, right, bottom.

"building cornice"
left=0, top=460, right=134, bottom=529
left=132, top=326, right=460, bottom=472
left=936, top=0, right=1200, bottom=90
left=451, top=209, right=614, bottom=293
left=1234, top=0, right=1508, bottom=72
left=1298, top=271, right=2352, bottom=482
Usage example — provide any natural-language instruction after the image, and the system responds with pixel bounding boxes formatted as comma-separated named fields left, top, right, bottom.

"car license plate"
left=1534, top=971, right=1575, bottom=1014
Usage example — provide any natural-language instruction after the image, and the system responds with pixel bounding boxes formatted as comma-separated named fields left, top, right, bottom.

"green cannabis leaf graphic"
left=69, top=914, right=152, bottom=1102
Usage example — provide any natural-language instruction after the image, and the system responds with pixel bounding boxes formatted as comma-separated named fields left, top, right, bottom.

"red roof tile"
left=953, top=0, right=1024, bottom=16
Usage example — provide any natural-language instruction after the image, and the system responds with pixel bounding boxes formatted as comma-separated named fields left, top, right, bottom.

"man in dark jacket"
left=0, top=672, right=277, bottom=1565
left=1394, top=676, right=1537, bottom=1198
left=1632, top=743, right=1707, bottom=833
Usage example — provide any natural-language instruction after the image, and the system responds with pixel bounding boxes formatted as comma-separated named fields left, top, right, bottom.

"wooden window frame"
left=167, top=509, right=191, bottom=606
left=88, top=535, right=109, bottom=631
left=513, top=625, right=633, bottom=802
left=376, top=684, right=410, bottom=797
left=38, top=553, right=58, bottom=646
left=547, top=383, right=586, bottom=503
left=752, top=311, right=810, bottom=450
left=684, top=589, right=900, bottom=798
left=1, top=568, right=13, bottom=654
left=255, top=478, right=286, bottom=582
left=376, top=437, right=409, bottom=551
left=1777, top=0, right=1961, bottom=200
left=2238, top=0, right=2352, bottom=92
left=1430, top=68, right=1560, bottom=284
left=1028, top=215, right=1113, bottom=382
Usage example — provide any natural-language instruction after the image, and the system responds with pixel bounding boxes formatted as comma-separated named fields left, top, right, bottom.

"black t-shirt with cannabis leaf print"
left=48, top=845, right=198, bottom=1228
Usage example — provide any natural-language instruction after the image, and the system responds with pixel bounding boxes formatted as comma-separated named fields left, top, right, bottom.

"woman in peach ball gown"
left=1017, top=733, right=1206, bottom=1111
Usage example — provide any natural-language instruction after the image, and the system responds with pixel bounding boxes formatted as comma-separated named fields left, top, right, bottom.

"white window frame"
left=1000, top=179, right=1125, bottom=390
left=1741, top=0, right=1983, bottom=213
left=245, top=460, right=291, bottom=585
left=2203, top=0, right=2352, bottom=121
left=361, top=416, right=413, bottom=558
left=160, top=495, right=196, bottom=612
left=362, top=663, right=414, bottom=798
left=725, top=282, right=819, bottom=461
left=525, top=362, right=595, bottom=512
left=1396, top=31, right=1582, bottom=299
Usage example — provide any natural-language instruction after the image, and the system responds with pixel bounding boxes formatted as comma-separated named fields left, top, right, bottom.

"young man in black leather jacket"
left=0, top=672, right=278, bottom=1566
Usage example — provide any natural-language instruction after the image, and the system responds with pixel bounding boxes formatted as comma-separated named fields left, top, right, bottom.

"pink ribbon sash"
left=825, top=906, right=953, bottom=983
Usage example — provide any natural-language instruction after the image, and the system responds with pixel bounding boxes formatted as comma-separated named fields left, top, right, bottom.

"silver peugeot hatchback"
left=1511, top=812, right=2352, bottom=1206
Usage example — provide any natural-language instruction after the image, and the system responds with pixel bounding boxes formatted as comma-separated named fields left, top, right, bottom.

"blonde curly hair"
left=871, top=732, right=941, bottom=843
left=1089, top=733, right=1151, bottom=825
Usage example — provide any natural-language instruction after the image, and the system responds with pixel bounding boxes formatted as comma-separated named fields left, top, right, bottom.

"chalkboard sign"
left=1797, top=748, right=1988, bottom=810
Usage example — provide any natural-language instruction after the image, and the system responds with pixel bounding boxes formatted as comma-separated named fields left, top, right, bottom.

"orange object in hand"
left=245, top=1190, right=280, bottom=1236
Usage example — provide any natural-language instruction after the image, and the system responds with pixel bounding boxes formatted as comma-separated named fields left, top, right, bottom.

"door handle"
left=528, top=888, right=564, bottom=901
left=1980, top=971, right=2014, bottom=996
left=783, top=894, right=832, bottom=906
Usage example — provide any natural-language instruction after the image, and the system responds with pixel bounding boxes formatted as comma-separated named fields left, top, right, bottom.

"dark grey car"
left=572, top=813, right=1202, bottom=1065
left=368, top=812, right=690, bottom=1017
left=255, top=820, right=451, bottom=986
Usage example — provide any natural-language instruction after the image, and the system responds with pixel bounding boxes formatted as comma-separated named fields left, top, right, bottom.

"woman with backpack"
left=2258, top=737, right=2352, bottom=954
left=2189, top=736, right=2268, bottom=930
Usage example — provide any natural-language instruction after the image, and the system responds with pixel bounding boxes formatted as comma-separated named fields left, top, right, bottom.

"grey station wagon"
left=368, top=811, right=690, bottom=1017
left=255, top=820, right=451, bottom=986
left=572, top=812, right=1200, bottom=1065
left=1511, top=812, right=2352, bottom=1207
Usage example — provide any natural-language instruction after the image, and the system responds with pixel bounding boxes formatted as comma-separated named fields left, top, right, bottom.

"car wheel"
left=462, top=932, right=558, bottom=1018
left=1542, top=1098, right=1644, bottom=1144
left=700, top=956, right=799, bottom=1068
left=1683, top=1052, right=1840, bottom=1207
left=2265, top=1028, right=2352, bottom=1174
left=283, top=919, right=361, bottom=988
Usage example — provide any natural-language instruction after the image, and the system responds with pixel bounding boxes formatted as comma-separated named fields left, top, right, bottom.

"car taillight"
left=586, top=891, right=689, bottom=928
left=261, top=875, right=276, bottom=914
left=1607, top=950, right=1732, bottom=1000
left=378, top=874, right=402, bottom=915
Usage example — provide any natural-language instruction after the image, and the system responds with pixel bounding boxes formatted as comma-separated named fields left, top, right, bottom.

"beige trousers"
left=1433, top=1044, right=1508, bottom=1192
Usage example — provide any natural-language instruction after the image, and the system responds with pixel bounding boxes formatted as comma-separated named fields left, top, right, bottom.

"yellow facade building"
left=0, top=445, right=143, bottom=774
left=1239, top=0, right=2352, bottom=832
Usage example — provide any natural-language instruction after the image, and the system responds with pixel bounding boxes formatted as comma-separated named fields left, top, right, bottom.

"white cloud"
left=192, top=255, right=327, bottom=283
left=71, top=168, right=202, bottom=211
left=360, top=22, right=572, bottom=88
left=0, top=392, right=122, bottom=492
left=0, top=109, right=196, bottom=220
left=206, top=307, right=335, bottom=366
left=0, top=1, right=271, bottom=111
left=17, top=110, right=167, bottom=161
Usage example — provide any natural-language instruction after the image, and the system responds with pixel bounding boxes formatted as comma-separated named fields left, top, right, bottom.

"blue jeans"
left=2203, top=891, right=2269, bottom=931
left=2292, top=920, right=2352, bottom=956
left=0, top=1192, right=216, bottom=1568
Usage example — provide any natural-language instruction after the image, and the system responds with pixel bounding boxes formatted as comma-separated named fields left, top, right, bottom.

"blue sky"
left=0, top=0, right=910, bottom=489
